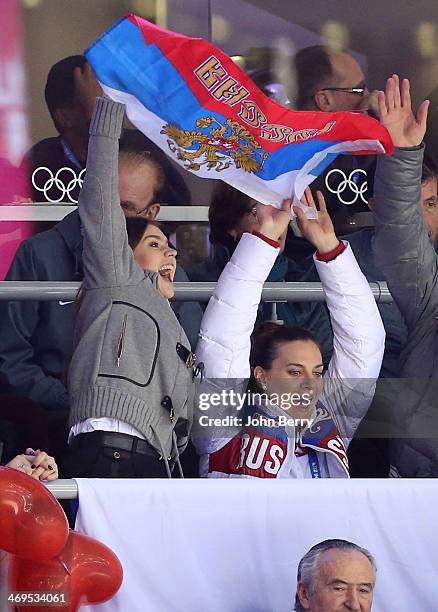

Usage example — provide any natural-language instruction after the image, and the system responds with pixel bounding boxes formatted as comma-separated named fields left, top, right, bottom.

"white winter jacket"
left=194, top=232, right=385, bottom=478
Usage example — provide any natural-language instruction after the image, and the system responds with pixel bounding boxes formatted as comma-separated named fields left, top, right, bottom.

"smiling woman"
left=63, top=96, right=196, bottom=479
left=125, top=218, right=177, bottom=299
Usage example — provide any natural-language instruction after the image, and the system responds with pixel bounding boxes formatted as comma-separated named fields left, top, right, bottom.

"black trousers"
left=60, top=431, right=172, bottom=479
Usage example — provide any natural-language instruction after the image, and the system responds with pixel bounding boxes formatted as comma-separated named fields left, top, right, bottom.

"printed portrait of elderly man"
left=295, top=539, right=376, bottom=612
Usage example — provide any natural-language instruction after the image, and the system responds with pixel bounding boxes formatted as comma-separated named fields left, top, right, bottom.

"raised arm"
left=196, top=199, right=291, bottom=378
left=318, top=247, right=385, bottom=379
left=295, top=190, right=385, bottom=440
left=78, top=77, right=144, bottom=288
left=193, top=201, right=290, bottom=457
left=316, top=243, right=385, bottom=440
left=373, top=75, right=436, bottom=331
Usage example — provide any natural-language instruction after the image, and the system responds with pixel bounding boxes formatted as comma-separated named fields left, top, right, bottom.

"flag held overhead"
left=86, top=14, right=393, bottom=210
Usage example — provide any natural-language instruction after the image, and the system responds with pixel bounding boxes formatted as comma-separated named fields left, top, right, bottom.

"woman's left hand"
left=294, top=188, right=340, bottom=254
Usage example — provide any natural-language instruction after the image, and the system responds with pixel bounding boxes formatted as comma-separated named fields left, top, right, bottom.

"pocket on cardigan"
left=97, top=301, right=160, bottom=387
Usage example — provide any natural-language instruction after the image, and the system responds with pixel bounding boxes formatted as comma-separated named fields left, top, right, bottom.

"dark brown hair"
left=44, top=55, right=87, bottom=127
left=209, top=182, right=255, bottom=245
left=124, top=218, right=166, bottom=251
left=250, top=322, right=322, bottom=370
left=248, top=323, right=322, bottom=392
left=422, top=152, right=438, bottom=184
left=248, top=323, right=322, bottom=393
left=293, top=45, right=335, bottom=110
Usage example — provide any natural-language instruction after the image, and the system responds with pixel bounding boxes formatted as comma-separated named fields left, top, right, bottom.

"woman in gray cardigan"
left=64, top=97, right=195, bottom=478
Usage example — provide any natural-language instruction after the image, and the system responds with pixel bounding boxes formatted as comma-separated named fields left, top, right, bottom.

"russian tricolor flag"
left=86, top=15, right=393, bottom=208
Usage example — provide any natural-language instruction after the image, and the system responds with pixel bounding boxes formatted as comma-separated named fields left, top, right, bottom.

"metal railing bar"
left=0, top=281, right=393, bottom=303
left=46, top=479, right=79, bottom=499
left=0, top=205, right=209, bottom=222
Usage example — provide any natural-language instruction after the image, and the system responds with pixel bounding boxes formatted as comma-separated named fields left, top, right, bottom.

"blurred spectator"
left=293, top=154, right=438, bottom=371
left=0, top=150, right=202, bottom=463
left=285, top=45, right=380, bottom=261
left=341, top=226, right=408, bottom=379
left=187, top=182, right=333, bottom=364
left=424, top=84, right=438, bottom=163
left=372, top=75, right=438, bottom=477
left=292, top=155, right=438, bottom=477
left=294, top=45, right=376, bottom=114
left=233, top=46, right=293, bottom=106
left=248, top=66, right=291, bottom=106
left=22, top=55, right=190, bottom=206
left=291, top=152, right=438, bottom=378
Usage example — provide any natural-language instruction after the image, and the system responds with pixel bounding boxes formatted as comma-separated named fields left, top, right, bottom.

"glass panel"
left=0, top=1, right=213, bottom=276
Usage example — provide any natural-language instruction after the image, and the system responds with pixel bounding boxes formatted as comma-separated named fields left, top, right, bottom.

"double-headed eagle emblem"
left=160, top=117, right=268, bottom=173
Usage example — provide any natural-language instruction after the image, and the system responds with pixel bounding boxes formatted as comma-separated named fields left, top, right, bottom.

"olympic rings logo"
left=325, top=168, right=368, bottom=206
left=32, top=167, right=86, bottom=203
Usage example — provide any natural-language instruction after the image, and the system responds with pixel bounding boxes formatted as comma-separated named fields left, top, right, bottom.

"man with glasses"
left=283, top=46, right=380, bottom=264
left=294, top=45, right=376, bottom=114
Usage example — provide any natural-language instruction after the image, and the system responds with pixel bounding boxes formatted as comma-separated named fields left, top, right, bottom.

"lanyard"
left=307, top=449, right=321, bottom=479
left=61, top=139, right=83, bottom=170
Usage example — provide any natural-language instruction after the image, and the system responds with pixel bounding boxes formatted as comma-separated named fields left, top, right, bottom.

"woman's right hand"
left=256, top=198, right=292, bottom=242
left=6, top=453, right=34, bottom=476
left=377, top=74, right=429, bottom=148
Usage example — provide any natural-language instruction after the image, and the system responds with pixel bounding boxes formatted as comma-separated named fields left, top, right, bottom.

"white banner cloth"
left=75, top=478, right=438, bottom=612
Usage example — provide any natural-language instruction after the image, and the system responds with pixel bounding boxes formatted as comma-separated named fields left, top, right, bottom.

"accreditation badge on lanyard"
left=307, top=449, right=321, bottom=478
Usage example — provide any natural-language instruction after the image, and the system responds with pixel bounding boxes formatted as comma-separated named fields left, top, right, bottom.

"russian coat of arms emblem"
left=161, top=117, right=268, bottom=173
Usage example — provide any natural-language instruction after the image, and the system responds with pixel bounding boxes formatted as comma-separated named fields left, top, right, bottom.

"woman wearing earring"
left=193, top=189, right=385, bottom=478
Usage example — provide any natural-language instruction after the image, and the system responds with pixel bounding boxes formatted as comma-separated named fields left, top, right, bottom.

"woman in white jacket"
left=194, top=190, right=385, bottom=478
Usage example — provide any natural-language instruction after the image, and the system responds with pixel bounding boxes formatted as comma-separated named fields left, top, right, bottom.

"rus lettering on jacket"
left=238, top=433, right=286, bottom=476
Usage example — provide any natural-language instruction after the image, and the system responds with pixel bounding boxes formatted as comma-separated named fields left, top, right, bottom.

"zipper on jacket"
left=116, top=314, right=128, bottom=367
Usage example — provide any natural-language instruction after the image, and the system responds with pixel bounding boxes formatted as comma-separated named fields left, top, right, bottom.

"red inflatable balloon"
left=0, top=467, right=68, bottom=560
left=9, top=529, right=123, bottom=612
